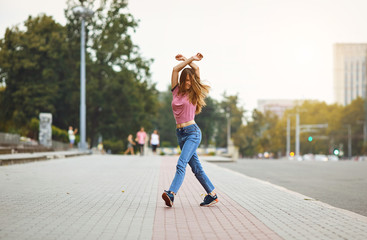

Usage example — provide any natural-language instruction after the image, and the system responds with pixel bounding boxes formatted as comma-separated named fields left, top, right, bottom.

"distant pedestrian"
left=97, top=142, right=105, bottom=154
left=68, top=126, right=78, bottom=148
left=162, top=53, right=218, bottom=208
left=124, top=134, right=136, bottom=155
left=135, top=127, right=147, bottom=156
left=150, top=130, right=160, bottom=154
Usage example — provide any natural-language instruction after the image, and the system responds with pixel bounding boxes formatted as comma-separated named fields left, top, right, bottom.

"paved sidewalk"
left=153, top=158, right=282, bottom=239
left=0, top=155, right=367, bottom=240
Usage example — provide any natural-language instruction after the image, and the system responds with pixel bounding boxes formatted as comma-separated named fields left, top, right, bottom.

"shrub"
left=25, top=118, right=69, bottom=143
left=103, top=140, right=125, bottom=154
left=161, top=141, right=173, bottom=147
left=52, top=125, right=69, bottom=142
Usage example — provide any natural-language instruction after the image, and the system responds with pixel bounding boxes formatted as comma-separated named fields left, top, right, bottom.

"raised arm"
left=176, top=54, right=201, bottom=79
left=171, top=53, right=203, bottom=89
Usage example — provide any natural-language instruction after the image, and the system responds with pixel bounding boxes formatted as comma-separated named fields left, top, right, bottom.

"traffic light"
left=308, top=136, right=313, bottom=142
left=333, top=148, right=340, bottom=156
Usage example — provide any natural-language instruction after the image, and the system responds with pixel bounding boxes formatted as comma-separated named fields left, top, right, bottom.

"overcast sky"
left=1, top=0, right=367, bottom=111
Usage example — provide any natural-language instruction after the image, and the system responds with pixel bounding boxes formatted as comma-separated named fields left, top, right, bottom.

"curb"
left=0, top=151, right=91, bottom=166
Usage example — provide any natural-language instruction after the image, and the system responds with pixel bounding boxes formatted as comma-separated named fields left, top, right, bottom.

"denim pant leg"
left=169, top=128, right=200, bottom=194
left=188, top=152, right=215, bottom=193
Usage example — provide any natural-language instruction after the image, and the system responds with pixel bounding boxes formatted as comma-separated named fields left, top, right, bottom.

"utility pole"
left=347, top=124, right=352, bottom=159
left=296, top=113, right=300, bottom=158
left=286, top=117, right=290, bottom=157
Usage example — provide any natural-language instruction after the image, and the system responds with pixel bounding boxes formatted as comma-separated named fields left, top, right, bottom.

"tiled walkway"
left=153, top=157, right=282, bottom=240
left=0, top=155, right=366, bottom=239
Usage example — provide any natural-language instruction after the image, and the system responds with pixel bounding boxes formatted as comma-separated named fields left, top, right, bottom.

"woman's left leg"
left=188, top=152, right=215, bottom=193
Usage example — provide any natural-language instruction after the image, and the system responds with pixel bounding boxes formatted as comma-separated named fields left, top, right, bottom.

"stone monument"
left=39, top=113, right=52, bottom=147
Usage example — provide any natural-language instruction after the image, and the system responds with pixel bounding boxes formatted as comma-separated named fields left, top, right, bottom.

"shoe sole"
left=162, top=192, right=173, bottom=207
left=201, top=199, right=219, bottom=207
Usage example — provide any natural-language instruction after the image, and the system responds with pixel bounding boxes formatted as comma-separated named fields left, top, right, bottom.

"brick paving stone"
left=203, top=161, right=367, bottom=240
left=0, top=155, right=160, bottom=240
left=153, top=157, right=282, bottom=240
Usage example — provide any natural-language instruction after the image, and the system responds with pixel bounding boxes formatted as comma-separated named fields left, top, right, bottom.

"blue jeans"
left=169, top=124, right=215, bottom=194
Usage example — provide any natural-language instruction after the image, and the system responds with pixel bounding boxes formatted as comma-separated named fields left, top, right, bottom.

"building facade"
left=257, top=99, right=298, bottom=118
left=333, top=43, right=367, bottom=106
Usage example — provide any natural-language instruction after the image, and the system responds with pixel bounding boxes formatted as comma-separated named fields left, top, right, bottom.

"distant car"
left=315, top=154, right=328, bottom=161
left=328, top=155, right=339, bottom=161
left=303, top=154, right=314, bottom=161
left=288, top=155, right=303, bottom=161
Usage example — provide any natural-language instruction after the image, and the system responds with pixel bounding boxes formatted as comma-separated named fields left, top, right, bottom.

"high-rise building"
left=333, top=43, right=367, bottom=106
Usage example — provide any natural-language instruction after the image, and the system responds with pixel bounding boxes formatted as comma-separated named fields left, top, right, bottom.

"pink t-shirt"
left=136, top=131, right=147, bottom=144
left=171, top=85, right=196, bottom=124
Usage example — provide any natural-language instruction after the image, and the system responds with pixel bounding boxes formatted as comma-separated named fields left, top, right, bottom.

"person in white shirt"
left=68, top=126, right=78, bottom=148
left=150, top=130, right=160, bottom=154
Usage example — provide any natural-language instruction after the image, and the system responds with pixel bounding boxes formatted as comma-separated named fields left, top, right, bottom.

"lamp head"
left=72, top=5, right=94, bottom=18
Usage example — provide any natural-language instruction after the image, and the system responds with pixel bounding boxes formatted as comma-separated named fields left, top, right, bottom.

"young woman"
left=135, top=127, right=147, bottom=156
left=162, top=53, right=218, bottom=207
left=124, top=134, right=136, bottom=155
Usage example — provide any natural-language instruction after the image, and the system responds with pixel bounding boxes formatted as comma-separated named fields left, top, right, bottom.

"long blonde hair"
left=178, top=68, right=210, bottom=114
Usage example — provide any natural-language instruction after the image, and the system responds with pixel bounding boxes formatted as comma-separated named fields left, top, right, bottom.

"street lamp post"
left=286, top=117, right=290, bottom=157
left=72, top=1, right=93, bottom=151
left=227, top=111, right=230, bottom=150
left=286, top=113, right=300, bottom=158
left=226, top=107, right=233, bottom=153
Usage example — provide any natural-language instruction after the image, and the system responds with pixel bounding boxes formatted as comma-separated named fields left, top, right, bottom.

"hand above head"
left=172, top=53, right=201, bottom=87
left=175, top=54, right=186, bottom=61
left=192, top=53, right=203, bottom=61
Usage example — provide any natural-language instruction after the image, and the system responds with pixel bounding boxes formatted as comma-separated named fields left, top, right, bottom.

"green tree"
left=279, top=100, right=345, bottom=156
left=195, top=96, right=220, bottom=147
left=233, top=109, right=277, bottom=157
left=0, top=0, right=158, bottom=149
left=0, top=15, right=69, bottom=135
left=65, top=0, right=158, bottom=146
left=256, top=110, right=280, bottom=155
left=339, top=97, right=364, bottom=156
left=154, top=87, right=177, bottom=147
left=215, top=94, right=245, bottom=148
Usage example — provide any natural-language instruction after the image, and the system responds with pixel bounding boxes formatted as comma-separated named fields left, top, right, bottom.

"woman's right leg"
left=139, top=144, right=143, bottom=155
left=169, top=138, right=199, bottom=194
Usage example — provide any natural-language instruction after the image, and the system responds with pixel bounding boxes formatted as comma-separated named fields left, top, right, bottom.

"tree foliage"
left=195, top=96, right=220, bottom=147
left=0, top=0, right=158, bottom=148
left=64, top=0, right=157, bottom=145
left=215, top=94, right=245, bottom=148
left=235, top=99, right=365, bottom=158
left=0, top=15, right=68, bottom=133
left=153, top=87, right=177, bottom=147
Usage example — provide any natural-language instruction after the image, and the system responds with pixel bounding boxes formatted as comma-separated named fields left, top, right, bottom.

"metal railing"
left=0, top=132, right=20, bottom=145
left=0, top=132, right=69, bottom=150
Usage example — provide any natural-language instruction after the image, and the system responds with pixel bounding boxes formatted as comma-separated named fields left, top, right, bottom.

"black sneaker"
left=200, top=194, right=218, bottom=207
left=162, top=190, right=174, bottom=207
